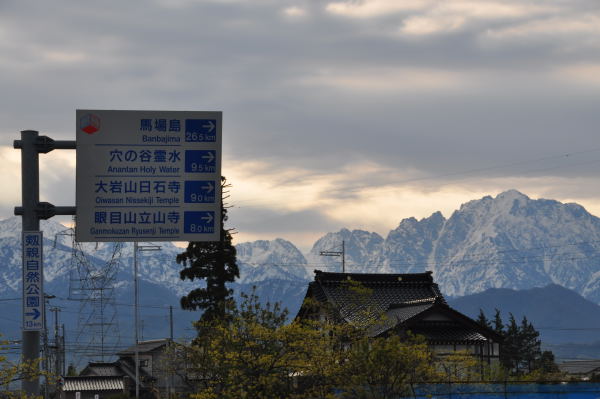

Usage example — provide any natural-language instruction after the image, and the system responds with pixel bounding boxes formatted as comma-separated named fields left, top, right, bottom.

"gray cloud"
left=229, top=206, right=341, bottom=236
left=3, top=0, right=600, bottom=243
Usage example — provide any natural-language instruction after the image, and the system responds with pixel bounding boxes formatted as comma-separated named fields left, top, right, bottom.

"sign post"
left=14, top=110, right=223, bottom=397
left=14, top=130, right=76, bottom=396
left=76, top=110, right=222, bottom=242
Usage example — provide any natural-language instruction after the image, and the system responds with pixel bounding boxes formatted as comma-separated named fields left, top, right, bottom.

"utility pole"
left=61, top=324, right=66, bottom=376
left=133, top=243, right=161, bottom=399
left=169, top=306, right=173, bottom=341
left=51, top=307, right=61, bottom=379
left=14, top=130, right=76, bottom=396
left=43, top=295, right=55, bottom=399
left=167, top=305, right=173, bottom=399
left=133, top=242, right=139, bottom=399
left=319, top=240, right=346, bottom=273
left=43, top=300, right=48, bottom=399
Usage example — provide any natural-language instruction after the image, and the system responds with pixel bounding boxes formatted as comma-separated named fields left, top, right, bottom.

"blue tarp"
left=413, top=383, right=600, bottom=399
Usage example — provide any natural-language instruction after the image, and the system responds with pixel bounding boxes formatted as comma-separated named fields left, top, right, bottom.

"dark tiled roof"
left=386, top=303, right=436, bottom=324
left=409, top=323, right=488, bottom=343
left=117, top=339, right=168, bottom=356
left=312, top=270, right=444, bottom=326
left=82, top=362, right=124, bottom=377
left=300, top=270, right=499, bottom=343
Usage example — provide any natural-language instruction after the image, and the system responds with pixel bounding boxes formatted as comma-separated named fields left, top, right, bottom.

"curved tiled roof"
left=299, top=270, right=500, bottom=343
left=409, top=323, right=489, bottom=343
left=62, top=377, right=124, bottom=392
left=311, top=270, right=445, bottom=326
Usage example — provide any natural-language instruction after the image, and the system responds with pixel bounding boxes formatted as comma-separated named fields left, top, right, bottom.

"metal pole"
left=134, top=242, right=139, bottom=399
left=43, top=299, right=48, bottom=399
left=100, top=287, right=104, bottom=362
left=169, top=306, right=173, bottom=341
left=342, top=240, right=345, bottom=273
left=168, top=305, right=173, bottom=399
left=132, top=244, right=160, bottom=399
left=53, top=308, right=60, bottom=379
left=20, top=130, right=41, bottom=396
left=61, top=325, right=66, bottom=376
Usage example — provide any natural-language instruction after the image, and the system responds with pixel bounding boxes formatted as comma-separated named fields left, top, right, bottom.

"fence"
left=412, top=382, right=600, bottom=399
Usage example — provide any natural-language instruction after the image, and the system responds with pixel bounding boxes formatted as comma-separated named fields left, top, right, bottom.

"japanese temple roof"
left=300, top=270, right=502, bottom=342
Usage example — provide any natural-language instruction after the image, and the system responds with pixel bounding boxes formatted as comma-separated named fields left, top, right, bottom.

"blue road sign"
left=184, top=211, right=215, bottom=234
left=184, top=181, right=217, bottom=203
left=185, top=150, right=217, bottom=173
left=185, top=119, right=217, bottom=142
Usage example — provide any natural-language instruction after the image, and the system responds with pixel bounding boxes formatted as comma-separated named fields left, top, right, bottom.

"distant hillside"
left=7, top=189, right=600, bottom=362
left=449, top=284, right=600, bottom=346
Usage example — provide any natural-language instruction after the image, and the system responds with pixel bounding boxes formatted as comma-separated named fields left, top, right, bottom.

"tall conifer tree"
left=493, top=308, right=504, bottom=336
left=177, top=177, right=239, bottom=322
left=476, top=309, right=491, bottom=329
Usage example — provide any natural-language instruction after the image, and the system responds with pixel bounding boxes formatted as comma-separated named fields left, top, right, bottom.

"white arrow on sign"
left=202, top=152, right=215, bottom=163
left=202, top=182, right=214, bottom=193
left=202, top=213, right=214, bottom=224
left=202, top=120, right=215, bottom=133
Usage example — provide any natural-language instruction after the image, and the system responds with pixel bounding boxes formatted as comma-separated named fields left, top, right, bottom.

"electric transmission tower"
left=56, top=222, right=123, bottom=366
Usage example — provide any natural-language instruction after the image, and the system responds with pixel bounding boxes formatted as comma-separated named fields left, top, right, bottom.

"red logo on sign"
left=80, top=114, right=101, bottom=134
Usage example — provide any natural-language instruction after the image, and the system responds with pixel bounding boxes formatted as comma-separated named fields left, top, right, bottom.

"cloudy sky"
left=1, top=0, right=600, bottom=250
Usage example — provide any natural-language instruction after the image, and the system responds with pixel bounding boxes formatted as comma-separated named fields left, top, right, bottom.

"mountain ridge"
left=3, top=189, right=600, bottom=303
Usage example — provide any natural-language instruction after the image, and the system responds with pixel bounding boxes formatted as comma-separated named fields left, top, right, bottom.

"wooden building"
left=296, top=270, right=502, bottom=365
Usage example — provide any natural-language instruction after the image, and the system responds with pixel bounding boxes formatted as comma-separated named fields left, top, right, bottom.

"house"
left=115, top=339, right=170, bottom=395
left=59, top=375, right=128, bottom=399
left=59, top=356, right=151, bottom=399
left=61, top=339, right=190, bottom=399
left=296, top=270, right=502, bottom=365
left=559, top=360, right=600, bottom=380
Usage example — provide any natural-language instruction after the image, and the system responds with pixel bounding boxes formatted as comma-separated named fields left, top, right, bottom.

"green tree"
left=176, top=177, right=239, bottom=323
left=472, top=310, right=558, bottom=380
left=520, top=316, right=541, bottom=373
left=66, top=364, right=77, bottom=377
left=177, top=288, right=444, bottom=399
left=502, top=313, right=522, bottom=373
left=1, top=335, right=45, bottom=398
left=476, top=309, right=491, bottom=329
left=340, top=334, right=438, bottom=399
left=493, top=308, right=504, bottom=336
left=532, top=351, right=560, bottom=376
left=184, top=290, right=303, bottom=399
left=436, top=349, right=480, bottom=383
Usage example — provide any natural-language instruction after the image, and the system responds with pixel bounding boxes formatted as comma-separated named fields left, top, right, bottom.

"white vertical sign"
left=22, top=231, right=43, bottom=331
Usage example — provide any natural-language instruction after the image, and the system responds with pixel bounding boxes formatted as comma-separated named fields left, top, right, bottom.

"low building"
left=59, top=376, right=127, bottom=399
left=62, top=339, right=190, bottom=399
left=559, top=360, right=600, bottom=380
left=296, top=270, right=502, bottom=365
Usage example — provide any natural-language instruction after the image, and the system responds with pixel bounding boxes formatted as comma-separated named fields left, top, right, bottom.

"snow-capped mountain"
left=5, top=189, right=600, bottom=360
left=4, top=189, right=600, bottom=311
left=306, top=228, right=384, bottom=273
left=430, top=190, right=600, bottom=299
left=304, top=190, right=600, bottom=303
left=236, top=238, right=311, bottom=283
